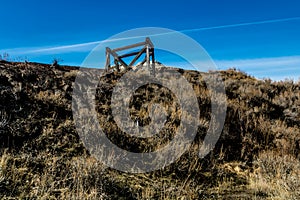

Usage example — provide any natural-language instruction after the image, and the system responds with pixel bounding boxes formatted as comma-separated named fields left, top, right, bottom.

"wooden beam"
left=129, top=47, right=146, bottom=66
left=151, top=48, right=155, bottom=76
left=119, top=51, right=141, bottom=59
left=146, top=37, right=154, bottom=48
left=140, top=57, right=147, bottom=66
left=146, top=45, right=150, bottom=70
left=113, top=41, right=146, bottom=52
left=105, top=48, right=111, bottom=71
left=104, top=37, right=156, bottom=76
left=106, top=47, right=128, bottom=68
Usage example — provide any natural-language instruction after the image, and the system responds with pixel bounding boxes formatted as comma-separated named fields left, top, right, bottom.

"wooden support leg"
left=146, top=45, right=150, bottom=73
left=151, top=49, right=155, bottom=76
left=105, top=48, right=111, bottom=72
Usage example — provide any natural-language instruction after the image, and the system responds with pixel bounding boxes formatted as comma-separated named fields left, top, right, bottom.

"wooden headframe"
left=105, top=37, right=155, bottom=76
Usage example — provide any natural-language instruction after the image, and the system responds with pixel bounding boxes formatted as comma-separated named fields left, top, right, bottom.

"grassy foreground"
left=0, top=61, right=299, bottom=199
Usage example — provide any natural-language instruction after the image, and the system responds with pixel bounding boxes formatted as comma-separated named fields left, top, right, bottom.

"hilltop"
left=0, top=61, right=299, bottom=199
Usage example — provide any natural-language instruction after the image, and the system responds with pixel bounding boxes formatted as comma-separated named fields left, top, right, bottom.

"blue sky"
left=0, top=0, right=300, bottom=80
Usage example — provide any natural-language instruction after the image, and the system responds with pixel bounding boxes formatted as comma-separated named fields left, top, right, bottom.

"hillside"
left=0, top=60, right=299, bottom=199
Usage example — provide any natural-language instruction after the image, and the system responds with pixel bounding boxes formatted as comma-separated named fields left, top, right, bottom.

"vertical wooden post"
left=105, top=47, right=110, bottom=72
left=151, top=48, right=155, bottom=76
left=146, top=44, right=150, bottom=72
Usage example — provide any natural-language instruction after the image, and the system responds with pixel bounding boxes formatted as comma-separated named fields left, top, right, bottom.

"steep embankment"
left=0, top=61, right=299, bottom=199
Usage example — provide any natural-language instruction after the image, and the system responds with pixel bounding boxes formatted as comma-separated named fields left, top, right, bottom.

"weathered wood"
left=106, top=47, right=128, bottom=68
left=146, top=37, right=154, bottom=48
left=105, top=48, right=111, bottom=70
left=105, top=37, right=157, bottom=75
left=119, top=50, right=142, bottom=59
left=129, top=47, right=146, bottom=66
left=146, top=45, right=150, bottom=71
left=140, top=57, right=147, bottom=66
left=151, top=49, right=155, bottom=76
left=113, top=41, right=146, bottom=52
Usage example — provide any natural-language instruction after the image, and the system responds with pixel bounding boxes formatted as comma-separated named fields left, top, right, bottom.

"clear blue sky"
left=1, top=0, right=300, bottom=80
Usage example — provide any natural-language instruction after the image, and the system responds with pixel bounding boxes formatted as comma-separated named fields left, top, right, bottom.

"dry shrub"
left=0, top=151, right=107, bottom=199
left=249, top=151, right=300, bottom=199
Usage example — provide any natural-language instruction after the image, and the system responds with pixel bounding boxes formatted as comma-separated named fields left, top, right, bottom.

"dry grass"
left=249, top=151, right=300, bottom=199
left=0, top=63, right=300, bottom=199
left=0, top=151, right=107, bottom=199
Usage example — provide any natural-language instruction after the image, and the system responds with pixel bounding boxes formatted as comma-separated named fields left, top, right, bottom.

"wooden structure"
left=105, top=37, right=155, bottom=76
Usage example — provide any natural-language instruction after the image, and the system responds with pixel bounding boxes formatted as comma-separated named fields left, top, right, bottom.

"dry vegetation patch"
left=0, top=62, right=299, bottom=199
